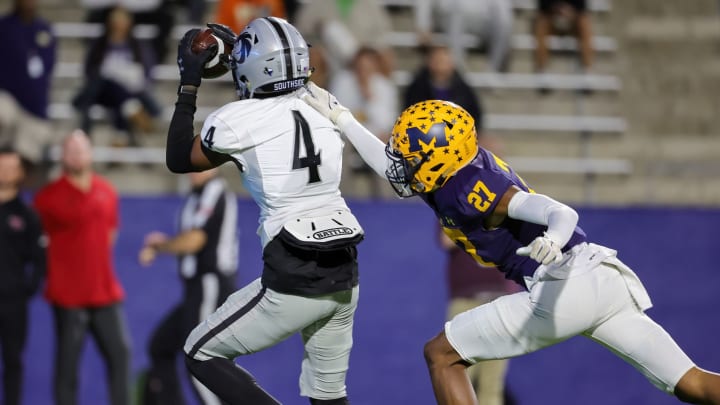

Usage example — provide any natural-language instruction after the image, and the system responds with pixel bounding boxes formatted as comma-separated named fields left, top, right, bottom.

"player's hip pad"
left=279, top=210, right=364, bottom=251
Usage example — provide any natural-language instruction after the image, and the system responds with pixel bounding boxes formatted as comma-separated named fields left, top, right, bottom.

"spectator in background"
left=294, top=0, right=395, bottom=77
left=403, top=45, right=504, bottom=152
left=404, top=45, right=482, bottom=126
left=215, top=0, right=286, bottom=34
left=72, top=6, right=160, bottom=147
left=282, top=0, right=299, bottom=23
left=534, top=0, right=593, bottom=77
left=331, top=47, right=398, bottom=198
left=414, top=0, right=513, bottom=73
left=0, top=0, right=57, bottom=180
left=0, top=148, right=46, bottom=405
left=438, top=227, right=516, bottom=405
left=171, top=0, right=208, bottom=25
left=34, top=130, right=131, bottom=405
left=82, top=0, right=174, bottom=63
left=308, top=46, right=331, bottom=89
left=138, top=168, right=238, bottom=405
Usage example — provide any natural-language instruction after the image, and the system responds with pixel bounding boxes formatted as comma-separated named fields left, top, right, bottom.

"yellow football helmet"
left=385, top=100, right=478, bottom=197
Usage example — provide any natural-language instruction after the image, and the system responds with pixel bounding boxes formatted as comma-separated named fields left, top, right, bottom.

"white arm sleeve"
left=336, top=112, right=390, bottom=178
left=507, top=190, right=579, bottom=248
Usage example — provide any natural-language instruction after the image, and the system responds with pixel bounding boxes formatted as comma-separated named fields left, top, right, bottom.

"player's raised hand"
left=516, top=235, right=563, bottom=265
left=139, top=231, right=168, bottom=267
left=138, top=246, right=157, bottom=267
left=177, top=28, right=217, bottom=87
left=301, top=81, right=350, bottom=125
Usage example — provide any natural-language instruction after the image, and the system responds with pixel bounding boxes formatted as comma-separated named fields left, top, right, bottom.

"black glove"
left=207, top=23, right=237, bottom=49
left=177, top=28, right=218, bottom=87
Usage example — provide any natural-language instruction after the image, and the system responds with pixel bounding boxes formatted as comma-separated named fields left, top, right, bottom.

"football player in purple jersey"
left=301, top=82, right=720, bottom=405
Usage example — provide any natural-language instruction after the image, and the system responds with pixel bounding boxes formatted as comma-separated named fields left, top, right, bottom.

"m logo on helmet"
left=406, top=122, right=449, bottom=153
left=235, top=32, right=257, bottom=64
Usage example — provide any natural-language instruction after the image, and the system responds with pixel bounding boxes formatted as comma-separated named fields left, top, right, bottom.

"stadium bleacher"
left=34, top=0, right=720, bottom=205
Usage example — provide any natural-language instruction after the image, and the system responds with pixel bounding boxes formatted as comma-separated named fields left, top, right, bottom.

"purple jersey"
left=420, top=148, right=587, bottom=288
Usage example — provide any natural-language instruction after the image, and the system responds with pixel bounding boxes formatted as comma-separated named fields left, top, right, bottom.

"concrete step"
left=51, top=62, right=622, bottom=102
left=531, top=132, right=717, bottom=167
left=48, top=99, right=626, bottom=135
left=40, top=8, right=86, bottom=23
left=624, top=176, right=720, bottom=206
left=393, top=47, right=618, bottom=74
left=484, top=92, right=621, bottom=116
left=624, top=16, right=720, bottom=42
left=613, top=0, right=718, bottom=17
left=497, top=132, right=624, bottom=158
left=385, top=31, right=618, bottom=54
left=619, top=134, right=720, bottom=165
left=40, top=0, right=220, bottom=23
left=388, top=7, right=614, bottom=36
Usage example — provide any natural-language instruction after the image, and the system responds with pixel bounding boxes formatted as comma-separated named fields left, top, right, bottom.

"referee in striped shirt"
left=138, top=168, right=238, bottom=405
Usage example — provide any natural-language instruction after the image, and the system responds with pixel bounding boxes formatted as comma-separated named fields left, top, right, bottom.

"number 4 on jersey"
left=291, top=110, right=321, bottom=184
left=203, top=126, right=216, bottom=148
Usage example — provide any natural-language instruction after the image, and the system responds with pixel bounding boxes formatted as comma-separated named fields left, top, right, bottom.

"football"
left=191, top=28, right=232, bottom=79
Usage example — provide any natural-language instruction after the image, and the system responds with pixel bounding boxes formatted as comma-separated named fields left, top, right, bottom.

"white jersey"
left=199, top=90, right=350, bottom=247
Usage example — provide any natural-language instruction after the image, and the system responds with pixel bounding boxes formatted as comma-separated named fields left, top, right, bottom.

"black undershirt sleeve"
left=167, top=93, right=235, bottom=172
left=166, top=93, right=200, bottom=173
left=200, top=141, right=233, bottom=167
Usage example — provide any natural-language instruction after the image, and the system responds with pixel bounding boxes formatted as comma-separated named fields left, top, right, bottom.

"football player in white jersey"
left=166, top=19, right=363, bottom=405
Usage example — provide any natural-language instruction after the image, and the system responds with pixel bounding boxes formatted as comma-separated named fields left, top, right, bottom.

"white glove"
left=302, top=81, right=350, bottom=125
left=516, top=234, right=564, bottom=265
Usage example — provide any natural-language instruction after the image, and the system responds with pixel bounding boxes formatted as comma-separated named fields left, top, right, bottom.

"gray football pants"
left=185, top=278, right=359, bottom=400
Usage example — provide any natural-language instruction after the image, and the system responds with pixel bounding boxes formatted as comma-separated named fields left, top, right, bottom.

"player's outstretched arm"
left=138, top=229, right=207, bottom=266
left=502, top=187, right=579, bottom=265
left=302, top=82, right=389, bottom=178
left=166, top=29, right=225, bottom=173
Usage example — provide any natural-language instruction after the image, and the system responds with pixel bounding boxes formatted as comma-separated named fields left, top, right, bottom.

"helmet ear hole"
left=429, top=163, right=444, bottom=172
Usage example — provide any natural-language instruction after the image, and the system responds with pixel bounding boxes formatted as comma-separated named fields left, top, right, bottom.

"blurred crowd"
left=0, top=0, right=596, bottom=193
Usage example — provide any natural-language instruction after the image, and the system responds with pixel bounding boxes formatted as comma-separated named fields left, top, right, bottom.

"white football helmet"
left=230, top=17, right=311, bottom=99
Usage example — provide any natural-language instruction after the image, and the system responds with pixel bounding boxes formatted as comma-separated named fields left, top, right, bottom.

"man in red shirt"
left=34, top=130, right=130, bottom=405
